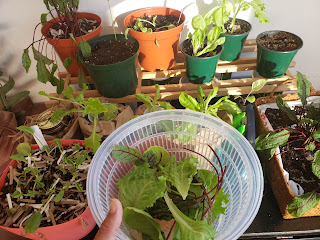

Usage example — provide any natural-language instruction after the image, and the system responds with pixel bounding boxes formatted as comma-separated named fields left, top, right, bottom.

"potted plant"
left=0, top=71, right=30, bottom=174
left=255, top=73, right=320, bottom=218
left=22, top=0, right=102, bottom=93
left=180, top=10, right=225, bottom=84
left=124, top=7, right=185, bottom=72
left=210, top=0, right=269, bottom=62
left=135, top=84, right=173, bottom=115
left=256, top=30, right=303, bottom=78
left=0, top=136, right=95, bottom=239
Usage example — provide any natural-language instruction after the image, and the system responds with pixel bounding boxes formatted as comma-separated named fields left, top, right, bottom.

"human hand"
left=94, top=198, right=123, bottom=240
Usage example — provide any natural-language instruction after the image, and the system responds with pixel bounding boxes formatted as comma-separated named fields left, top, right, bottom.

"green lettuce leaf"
left=123, top=207, right=164, bottom=240
left=161, top=157, right=198, bottom=200
left=164, top=192, right=216, bottom=240
left=117, top=165, right=166, bottom=209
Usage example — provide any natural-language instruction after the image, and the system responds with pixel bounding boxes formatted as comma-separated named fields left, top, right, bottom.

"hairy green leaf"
left=63, top=57, right=74, bottom=69
left=161, top=157, right=198, bottom=199
left=24, top=212, right=42, bottom=234
left=117, top=165, right=166, bottom=209
left=83, top=98, right=108, bottom=117
left=297, top=72, right=310, bottom=106
left=123, top=207, right=164, bottom=240
left=157, top=101, right=173, bottom=110
left=164, top=192, right=217, bottom=240
left=22, top=49, right=32, bottom=73
left=17, top=142, right=31, bottom=156
left=255, top=129, right=291, bottom=151
left=312, top=150, right=320, bottom=179
left=276, top=96, right=297, bottom=122
left=84, top=132, right=102, bottom=153
left=287, top=191, right=320, bottom=217
left=103, top=103, right=118, bottom=121
left=112, top=145, right=142, bottom=163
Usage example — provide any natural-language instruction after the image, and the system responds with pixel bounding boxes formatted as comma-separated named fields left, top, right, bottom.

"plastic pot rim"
left=256, top=30, right=303, bottom=53
left=79, top=34, right=140, bottom=68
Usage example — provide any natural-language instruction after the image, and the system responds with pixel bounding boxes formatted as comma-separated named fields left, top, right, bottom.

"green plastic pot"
left=181, top=39, right=223, bottom=84
left=219, top=19, right=251, bottom=61
left=256, top=30, right=303, bottom=79
left=80, top=34, right=139, bottom=98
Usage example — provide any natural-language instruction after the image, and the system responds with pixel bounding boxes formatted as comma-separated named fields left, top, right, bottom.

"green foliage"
left=63, top=57, right=74, bottom=69
left=276, top=96, right=297, bottom=122
left=312, top=150, right=320, bottom=178
left=117, top=165, right=166, bottom=209
left=179, top=86, right=244, bottom=132
left=39, top=85, right=117, bottom=153
left=112, top=145, right=142, bottom=163
left=189, top=12, right=225, bottom=56
left=287, top=191, right=320, bottom=217
left=297, top=71, right=310, bottom=106
left=0, top=73, right=30, bottom=112
left=255, top=129, right=291, bottom=152
left=123, top=207, right=164, bottom=240
left=161, top=157, right=198, bottom=200
left=135, top=84, right=173, bottom=113
left=164, top=192, right=217, bottom=240
left=24, top=212, right=42, bottom=234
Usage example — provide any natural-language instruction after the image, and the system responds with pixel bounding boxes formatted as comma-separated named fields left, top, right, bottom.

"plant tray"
left=48, top=40, right=297, bottom=103
left=255, top=86, right=320, bottom=219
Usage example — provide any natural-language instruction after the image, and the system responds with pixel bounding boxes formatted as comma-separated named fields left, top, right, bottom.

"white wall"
left=1, top=0, right=319, bottom=103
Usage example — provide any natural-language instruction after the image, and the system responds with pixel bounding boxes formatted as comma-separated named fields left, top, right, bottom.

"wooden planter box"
left=255, top=85, right=320, bottom=219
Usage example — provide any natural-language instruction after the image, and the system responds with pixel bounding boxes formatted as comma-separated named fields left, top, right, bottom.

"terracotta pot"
left=124, top=7, right=185, bottom=71
left=41, top=12, right=102, bottom=76
left=0, top=140, right=96, bottom=240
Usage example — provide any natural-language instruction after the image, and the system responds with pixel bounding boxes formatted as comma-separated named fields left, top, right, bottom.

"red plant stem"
left=208, top=145, right=224, bottom=174
left=287, top=139, right=305, bottom=145
left=165, top=221, right=176, bottom=240
left=275, top=148, right=306, bottom=156
left=200, top=185, right=212, bottom=220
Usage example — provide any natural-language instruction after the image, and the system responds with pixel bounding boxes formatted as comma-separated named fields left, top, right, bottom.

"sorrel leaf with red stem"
left=287, top=191, right=320, bottom=217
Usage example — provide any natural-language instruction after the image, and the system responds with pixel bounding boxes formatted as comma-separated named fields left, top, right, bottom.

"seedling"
left=255, top=72, right=320, bottom=217
left=135, top=84, right=173, bottom=113
left=234, top=79, right=267, bottom=105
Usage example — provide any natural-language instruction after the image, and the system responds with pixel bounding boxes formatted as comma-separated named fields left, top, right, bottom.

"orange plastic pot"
left=0, top=140, right=96, bottom=240
left=124, top=7, right=185, bottom=71
left=41, top=12, right=102, bottom=76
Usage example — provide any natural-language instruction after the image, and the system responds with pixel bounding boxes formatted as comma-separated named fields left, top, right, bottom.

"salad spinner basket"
left=87, top=110, right=263, bottom=240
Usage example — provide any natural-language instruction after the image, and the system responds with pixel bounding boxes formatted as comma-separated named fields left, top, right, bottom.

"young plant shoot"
left=111, top=144, right=229, bottom=239
left=255, top=72, right=320, bottom=217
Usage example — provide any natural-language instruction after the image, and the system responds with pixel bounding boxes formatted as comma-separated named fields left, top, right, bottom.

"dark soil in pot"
left=82, top=39, right=139, bottom=65
left=182, top=43, right=223, bottom=58
left=265, top=107, right=320, bottom=193
left=224, top=19, right=251, bottom=34
left=129, top=15, right=183, bottom=32
left=257, top=31, right=303, bottom=51
left=46, top=17, right=100, bottom=39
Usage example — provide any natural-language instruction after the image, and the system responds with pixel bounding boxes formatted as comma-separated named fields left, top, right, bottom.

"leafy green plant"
left=188, top=12, right=226, bottom=57
left=179, top=86, right=246, bottom=133
left=22, top=0, right=94, bottom=93
left=39, top=85, right=115, bottom=153
left=111, top=144, right=229, bottom=239
left=211, top=0, right=269, bottom=34
left=135, top=84, right=173, bottom=113
left=1, top=132, right=91, bottom=234
left=0, top=71, right=29, bottom=112
left=255, top=72, right=320, bottom=217
left=234, top=79, right=268, bottom=105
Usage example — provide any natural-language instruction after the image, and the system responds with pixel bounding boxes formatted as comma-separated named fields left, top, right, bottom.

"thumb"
left=94, top=198, right=123, bottom=240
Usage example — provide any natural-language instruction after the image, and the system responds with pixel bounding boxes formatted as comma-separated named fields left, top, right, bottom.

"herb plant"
left=135, top=84, right=173, bottom=113
left=179, top=86, right=246, bottom=133
left=211, top=0, right=269, bottom=34
left=234, top=79, right=267, bottom=105
left=255, top=72, right=320, bottom=217
left=0, top=71, right=29, bottom=112
left=22, top=0, right=93, bottom=93
left=39, top=85, right=116, bottom=153
left=111, top=144, right=229, bottom=239
left=188, top=12, right=225, bottom=57
left=0, top=133, right=92, bottom=234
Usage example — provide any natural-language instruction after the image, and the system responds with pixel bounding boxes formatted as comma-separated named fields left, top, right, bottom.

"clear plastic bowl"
left=87, top=110, right=263, bottom=240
